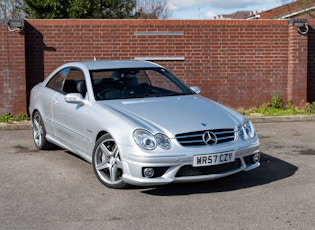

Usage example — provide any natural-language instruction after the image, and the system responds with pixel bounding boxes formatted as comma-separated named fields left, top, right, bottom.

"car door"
left=45, top=68, right=70, bottom=136
left=51, top=68, right=89, bottom=153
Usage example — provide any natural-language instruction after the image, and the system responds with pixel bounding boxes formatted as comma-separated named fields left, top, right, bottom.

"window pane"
left=47, top=68, right=69, bottom=92
left=62, top=69, right=86, bottom=96
left=90, top=68, right=192, bottom=100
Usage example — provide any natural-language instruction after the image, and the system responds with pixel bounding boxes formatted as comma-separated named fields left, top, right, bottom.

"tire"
left=92, top=134, right=128, bottom=189
left=32, top=111, right=54, bottom=150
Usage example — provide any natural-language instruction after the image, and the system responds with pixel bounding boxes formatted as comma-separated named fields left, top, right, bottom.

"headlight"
left=238, top=125, right=248, bottom=141
left=133, top=129, right=172, bottom=150
left=244, top=119, right=256, bottom=139
left=155, top=133, right=172, bottom=150
left=133, top=129, right=157, bottom=150
left=238, top=119, right=256, bottom=141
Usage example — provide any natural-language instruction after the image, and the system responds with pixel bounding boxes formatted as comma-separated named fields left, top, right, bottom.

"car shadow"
left=140, top=153, right=298, bottom=196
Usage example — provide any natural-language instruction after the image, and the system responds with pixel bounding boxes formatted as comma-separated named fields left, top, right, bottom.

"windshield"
left=90, top=68, right=193, bottom=100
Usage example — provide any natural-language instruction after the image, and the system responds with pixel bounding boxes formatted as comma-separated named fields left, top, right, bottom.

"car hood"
left=98, top=95, right=245, bottom=137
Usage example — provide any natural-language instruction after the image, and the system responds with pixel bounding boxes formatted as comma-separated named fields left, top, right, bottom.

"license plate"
left=193, top=151, right=236, bottom=167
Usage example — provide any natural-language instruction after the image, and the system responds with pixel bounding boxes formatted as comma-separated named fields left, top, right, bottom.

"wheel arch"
left=96, top=131, right=108, bottom=142
left=31, top=109, right=39, bottom=119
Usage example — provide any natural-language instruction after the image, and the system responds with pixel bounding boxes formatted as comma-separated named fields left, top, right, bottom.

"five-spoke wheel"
left=92, top=134, right=127, bottom=189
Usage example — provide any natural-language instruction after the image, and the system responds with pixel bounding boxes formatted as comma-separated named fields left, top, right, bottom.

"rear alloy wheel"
left=92, top=134, right=127, bottom=189
left=32, top=111, right=54, bottom=150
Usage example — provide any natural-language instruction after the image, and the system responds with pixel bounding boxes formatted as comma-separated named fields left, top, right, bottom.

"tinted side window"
left=60, top=68, right=88, bottom=97
left=46, top=68, right=69, bottom=92
left=62, top=69, right=85, bottom=94
left=66, top=69, right=85, bottom=81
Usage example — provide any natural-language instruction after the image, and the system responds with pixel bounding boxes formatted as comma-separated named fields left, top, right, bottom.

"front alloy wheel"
left=92, top=134, right=127, bottom=189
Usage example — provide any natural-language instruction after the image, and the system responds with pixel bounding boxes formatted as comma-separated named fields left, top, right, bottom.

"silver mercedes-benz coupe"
left=29, top=60, right=260, bottom=188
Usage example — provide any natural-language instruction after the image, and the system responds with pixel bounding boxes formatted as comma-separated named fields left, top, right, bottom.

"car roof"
left=80, top=60, right=162, bottom=70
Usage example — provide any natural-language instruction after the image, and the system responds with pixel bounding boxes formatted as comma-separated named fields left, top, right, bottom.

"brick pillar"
left=0, top=21, right=26, bottom=115
left=287, top=24, right=308, bottom=104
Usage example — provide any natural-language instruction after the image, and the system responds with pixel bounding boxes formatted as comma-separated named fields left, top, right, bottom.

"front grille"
left=175, top=159, right=241, bottom=177
left=175, top=129, right=236, bottom=146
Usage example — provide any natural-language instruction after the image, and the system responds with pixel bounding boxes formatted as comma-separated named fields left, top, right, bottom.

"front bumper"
left=120, top=141, right=261, bottom=186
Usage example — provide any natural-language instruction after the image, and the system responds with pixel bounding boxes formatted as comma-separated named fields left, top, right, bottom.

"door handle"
left=52, top=98, right=59, bottom=104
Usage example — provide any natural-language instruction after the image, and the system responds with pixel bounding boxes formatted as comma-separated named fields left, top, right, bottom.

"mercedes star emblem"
left=202, top=131, right=217, bottom=145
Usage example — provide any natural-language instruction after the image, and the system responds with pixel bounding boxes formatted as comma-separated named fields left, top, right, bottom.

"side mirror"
left=190, top=86, right=201, bottom=94
left=65, top=93, right=86, bottom=105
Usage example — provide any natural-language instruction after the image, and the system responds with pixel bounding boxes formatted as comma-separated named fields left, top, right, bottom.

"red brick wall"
left=288, top=24, right=308, bottom=104
left=307, top=20, right=315, bottom=103
left=0, top=19, right=310, bottom=115
left=0, top=21, right=26, bottom=115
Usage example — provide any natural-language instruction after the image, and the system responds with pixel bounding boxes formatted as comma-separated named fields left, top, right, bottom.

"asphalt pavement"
left=0, top=119, right=315, bottom=230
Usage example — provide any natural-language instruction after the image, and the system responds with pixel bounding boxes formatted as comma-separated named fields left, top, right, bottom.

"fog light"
left=143, top=168, right=155, bottom=178
left=253, top=153, right=261, bottom=163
